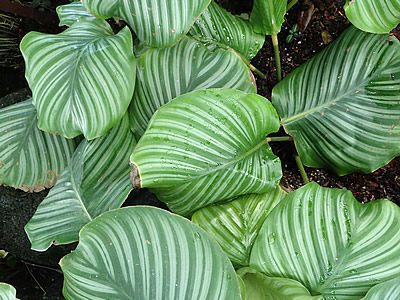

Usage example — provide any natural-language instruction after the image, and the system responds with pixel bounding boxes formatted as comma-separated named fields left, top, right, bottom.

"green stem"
left=271, top=34, right=282, bottom=81
left=266, top=136, right=293, bottom=142
left=295, top=155, right=310, bottom=184
left=287, top=0, right=298, bottom=11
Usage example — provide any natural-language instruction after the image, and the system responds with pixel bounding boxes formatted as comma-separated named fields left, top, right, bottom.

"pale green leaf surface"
left=20, top=19, right=136, bottom=140
left=83, top=0, right=211, bottom=47
left=60, top=206, right=241, bottom=300
left=57, top=2, right=95, bottom=27
left=0, top=100, right=76, bottom=192
left=272, top=27, right=400, bottom=175
left=131, top=88, right=282, bottom=216
left=237, top=267, right=322, bottom=300
left=345, top=0, right=400, bottom=33
left=362, top=277, right=400, bottom=300
left=189, top=1, right=265, bottom=59
left=250, top=182, right=400, bottom=299
left=129, top=37, right=256, bottom=137
left=25, top=115, right=136, bottom=251
left=0, top=283, right=16, bottom=300
left=250, top=0, right=287, bottom=35
left=192, top=187, right=286, bottom=267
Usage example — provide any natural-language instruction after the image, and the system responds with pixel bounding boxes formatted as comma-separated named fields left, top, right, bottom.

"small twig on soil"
left=271, top=34, right=282, bottom=81
left=266, top=136, right=293, bottom=142
left=21, top=259, right=62, bottom=274
left=24, top=263, right=46, bottom=295
left=295, top=154, right=310, bottom=184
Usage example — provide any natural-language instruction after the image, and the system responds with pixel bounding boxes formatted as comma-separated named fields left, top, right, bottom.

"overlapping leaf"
left=189, top=1, right=265, bottom=60
left=129, top=37, right=256, bottom=137
left=57, top=2, right=95, bottom=27
left=362, top=277, right=400, bottom=300
left=0, top=100, right=76, bottom=192
left=25, top=115, right=136, bottom=251
left=192, top=187, right=286, bottom=267
left=20, top=19, right=136, bottom=140
left=272, top=27, right=400, bottom=175
left=237, top=268, right=322, bottom=300
left=250, top=183, right=400, bottom=299
left=345, top=0, right=400, bottom=33
left=0, top=283, right=16, bottom=300
left=83, top=0, right=211, bottom=47
left=60, top=206, right=241, bottom=299
left=250, top=0, right=287, bottom=35
left=131, top=88, right=282, bottom=216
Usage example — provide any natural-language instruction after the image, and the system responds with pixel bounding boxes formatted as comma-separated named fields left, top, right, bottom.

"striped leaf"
left=345, top=0, right=400, bottom=33
left=192, top=187, right=286, bottom=267
left=20, top=19, right=136, bottom=140
left=189, top=1, right=265, bottom=60
left=0, top=283, right=16, bottom=300
left=237, top=268, right=322, bottom=300
left=250, top=182, right=400, bottom=299
left=250, top=0, right=287, bottom=35
left=0, top=99, right=76, bottom=192
left=83, top=0, right=211, bottom=48
left=129, top=37, right=256, bottom=137
left=130, top=88, right=282, bottom=216
left=25, top=115, right=136, bottom=251
left=57, top=2, right=96, bottom=27
left=362, top=277, right=400, bottom=300
left=272, top=27, right=400, bottom=176
left=60, top=206, right=241, bottom=300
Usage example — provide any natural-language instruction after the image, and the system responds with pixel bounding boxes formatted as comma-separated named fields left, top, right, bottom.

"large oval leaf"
left=60, top=206, right=241, bottom=299
left=129, top=37, right=256, bottom=137
left=130, top=88, right=282, bottom=216
left=192, top=187, right=286, bottom=267
left=189, top=1, right=265, bottom=60
left=0, top=283, right=16, bottom=300
left=362, top=277, right=400, bottom=300
left=345, top=0, right=400, bottom=34
left=237, top=267, right=322, bottom=300
left=20, top=19, right=136, bottom=140
left=83, top=0, right=211, bottom=48
left=250, top=0, right=287, bottom=35
left=25, top=115, right=136, bottom=251
left=272, top=27, right=400, bottom=176
left=250, top=182, right=400, bottom=299
left=57, top=2, right=95, bottom=27
left=0, top=99, right=76, bottom=192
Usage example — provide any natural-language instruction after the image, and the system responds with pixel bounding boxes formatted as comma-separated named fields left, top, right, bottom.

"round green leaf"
left=272, top=27, right=400, bottom=176
left=83, top=0, right=211, bottom=48
left=57, top=2, right=96, bottom=27
left=362, top=277, right=400, bottom=300
left=60, top=206, right=241, bottom=300
left=129, top=37, right=256, bottom=137
left=250, top=0, right=287, bottom=35
left=189, top=1, right=265, bottom=60
left=237, top=267, right=322, bottom=300
left=25, top=115, right=136, bottom=251
left=345, top=0, right=400, bottom=34
left=0, top=99, right=76, bottom=192
left=250, top=182, right=400, bottom=299
left=130, top=88, right=282, bottom=216
left=192, top=187, right=286, bottom=267
left=20, top=19, right=136, bottom=140
left=0, top=283, right=16, bottom=300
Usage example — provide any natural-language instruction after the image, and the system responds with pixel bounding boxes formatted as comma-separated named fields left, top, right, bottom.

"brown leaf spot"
left=130, top=164, right=142, bottom=189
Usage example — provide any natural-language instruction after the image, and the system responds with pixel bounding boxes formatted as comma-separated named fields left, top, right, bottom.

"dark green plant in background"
left=0, top=0, right=400, bottom=299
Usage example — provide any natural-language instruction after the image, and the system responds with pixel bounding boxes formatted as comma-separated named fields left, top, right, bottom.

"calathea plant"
left=0, top=0, right=400, bottom=299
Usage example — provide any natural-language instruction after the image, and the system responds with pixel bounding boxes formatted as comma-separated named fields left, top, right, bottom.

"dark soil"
left=0, top=0, right=399, bottom=299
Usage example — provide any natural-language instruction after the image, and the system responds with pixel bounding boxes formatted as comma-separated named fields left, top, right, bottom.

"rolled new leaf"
left=25, top=115, right=136, bottom=251
left=250, top=182, right=400, bottom=299
left=20, top=19, right=136, bottom=140
left=345, top=0, right=400, bottom=34
left=130, top=88, right=282, bottom=216
left=0, top=99, right=76, bottom=192
left=60, top=206, right=241, bottom=299
left=272, top=26, right=400, bottom=175
left=83, top=0, right=211, bottom=48
left=129, top=37, right=256, bottom=137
